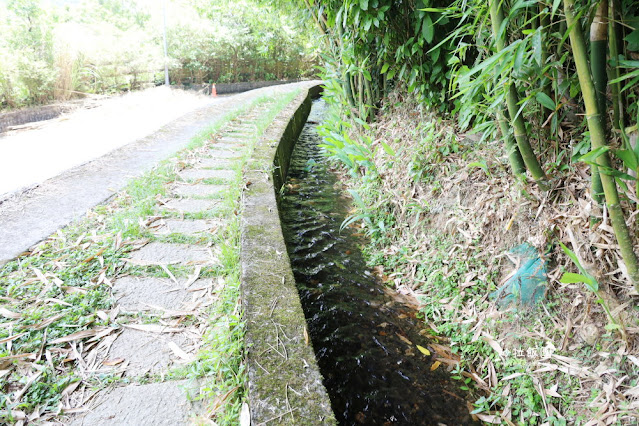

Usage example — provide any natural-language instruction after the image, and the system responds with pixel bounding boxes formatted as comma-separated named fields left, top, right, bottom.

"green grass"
left=0, top=87, right=302, bottom=425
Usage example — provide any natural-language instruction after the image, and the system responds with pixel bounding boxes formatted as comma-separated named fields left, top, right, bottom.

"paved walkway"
left=0, top=87, right=217, bottom=198
left=0, top=85, right=299, bottom=265
left=66, top=96, right=281, bottom=425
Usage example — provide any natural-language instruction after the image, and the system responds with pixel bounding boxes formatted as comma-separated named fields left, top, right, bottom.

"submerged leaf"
left=417, top=345, right=431, bottom=356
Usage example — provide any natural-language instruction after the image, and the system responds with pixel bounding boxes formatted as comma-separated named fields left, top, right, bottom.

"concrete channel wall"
left=241, top=83, right=337, bottom=425
left=179, top=80, right=304, bottom=96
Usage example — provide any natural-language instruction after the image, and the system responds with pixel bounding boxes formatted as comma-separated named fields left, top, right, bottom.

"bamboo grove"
left=291, top=0, right=639, bottom=294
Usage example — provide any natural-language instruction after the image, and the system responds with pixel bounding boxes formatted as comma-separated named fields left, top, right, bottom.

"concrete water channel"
left=243, top=93, right=478, bottom=424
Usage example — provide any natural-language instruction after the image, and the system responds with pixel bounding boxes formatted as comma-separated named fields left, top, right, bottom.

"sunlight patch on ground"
left=0, top=86, right=219, bottom=198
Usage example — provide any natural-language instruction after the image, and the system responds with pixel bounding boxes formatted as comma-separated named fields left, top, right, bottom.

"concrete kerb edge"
left=240, top=83, right=336, bottom=425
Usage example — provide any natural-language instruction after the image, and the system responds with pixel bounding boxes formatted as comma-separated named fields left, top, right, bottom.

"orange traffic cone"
left=211, top=84, right=217, bottom=97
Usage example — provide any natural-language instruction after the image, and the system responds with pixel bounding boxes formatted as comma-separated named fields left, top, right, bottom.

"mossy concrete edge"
left=240, top=83, right=336, bottom=425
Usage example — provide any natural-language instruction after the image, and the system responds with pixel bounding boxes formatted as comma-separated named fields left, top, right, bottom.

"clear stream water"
left=279, top=100, right=479, bottom=425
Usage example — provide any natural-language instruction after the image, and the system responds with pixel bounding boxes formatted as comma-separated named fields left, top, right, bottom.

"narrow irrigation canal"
left=279, top=100, right=478, bottom=425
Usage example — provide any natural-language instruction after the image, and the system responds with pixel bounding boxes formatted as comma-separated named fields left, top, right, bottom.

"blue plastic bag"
left=491, top=243, right=547, bottom=309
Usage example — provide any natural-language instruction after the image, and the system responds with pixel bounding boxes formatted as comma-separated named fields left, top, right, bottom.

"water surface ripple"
left=280, top=100, right=478, bottom=425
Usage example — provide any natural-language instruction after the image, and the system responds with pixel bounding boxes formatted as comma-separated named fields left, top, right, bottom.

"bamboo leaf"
left=609, top=68, right=639, bottom=84
left=578, top=146, right=611, bottom=164
left=467, top=161, right=490, bottom=175
left=380, top=63, right=390, bottom=74
left=347, top=189, right=366, bottom=208
left=514, top=41, right=526, bottom=72
left=559, top=242, right=598, bottom=292
left=560, top=272, right=591, bottom=284
left=615, top=149, right=639, bottom=170
left=533, top=30, right=543, bottom=67
left=536, top=92, right=556, bottom=110
left=380, top=141, right=396, bottom=156
left=422, top=14, right=434, bottom=44
left=617, top=59, right=639, bottom=68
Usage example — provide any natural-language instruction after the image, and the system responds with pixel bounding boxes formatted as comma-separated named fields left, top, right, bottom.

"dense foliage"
left=285, top=0, right=639, bottom=422
left=0, top=0, right=317, bottom=109
left=295, top=0, right=639, bottom=291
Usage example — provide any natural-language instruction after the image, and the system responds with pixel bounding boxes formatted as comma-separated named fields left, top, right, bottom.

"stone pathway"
left=68, top=100, right=279, bottom=425
left=0, top=85, right=295, bottom=265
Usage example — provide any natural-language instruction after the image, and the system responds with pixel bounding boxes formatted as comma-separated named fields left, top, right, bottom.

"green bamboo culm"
left=490, top=0, right=548, bottom=188
left=608, top=0, right=624, bottom=133
left=498, top=112, right=526, bottom=175
left=564, top=0, right=639, bottom=291
left=336, top=25, right=357, bottom=109
left=590, top=0, right=609, bottom=204
left=538, top=4, right=553, bottom=125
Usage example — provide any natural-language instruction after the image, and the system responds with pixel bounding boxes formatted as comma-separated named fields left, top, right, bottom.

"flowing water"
left=279, top=99, right=478, bottom=425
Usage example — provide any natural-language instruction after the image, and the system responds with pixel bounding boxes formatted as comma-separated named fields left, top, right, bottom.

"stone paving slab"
left=216, top=136, right=247, bottom=143
left=160, top=198, right=219, bottom=213
left=179, top=169, right=235, bottom=182
left=127, top=242, right=215, bottom=265
left=209, top=142, right=244, bottom=150
left=224, top=132, right=253, bottom=139
left=106, top=331, right=180, bottom=377
left=155, top=218, right=225, bottom=235
left=197, top=157, right=235, bottom=169
left=205, top=150, right=242, bottom=159
left=172, top=183, right=226, bottom=198
left=70, top=380, right=200, bottom=426
left=113, top=277, right=189, bottom=311
left=106, top=329, right=191, bottom=377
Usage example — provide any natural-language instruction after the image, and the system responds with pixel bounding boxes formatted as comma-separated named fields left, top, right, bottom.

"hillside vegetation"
left=0, top=0, right=317, bottom=110
left=285, top=0, right=639, bottom=424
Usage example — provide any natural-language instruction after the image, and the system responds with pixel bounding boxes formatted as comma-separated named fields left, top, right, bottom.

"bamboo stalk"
left=357, top=72, right=365, bottom=119
left=336, top=25, right=356, bottom=108
left=490, top=0, right=548, bottom=187
left=590, top=0, right=609, bottom=204
left=539, top=4, right=553, bottom=124
left=565, top=0, right=639, bottom=290
left=608, top=0, right=624, bottom=133
left=364, top=75, right=374, bottom=118
left=498, top=111, right=526, bottom=174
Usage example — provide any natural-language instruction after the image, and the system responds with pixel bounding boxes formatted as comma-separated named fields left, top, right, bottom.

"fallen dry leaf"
left=168, top=342, right=193, bottom=361
left=0, top=308, right=21, bottom=319
left=102, top=358, right=125, bottom=366
left=49, top=327, right=107, bottom=344
left=475, top=413, right=502, bottom=424
left=183, top=266, right=202, bottom=288
left=30, top=313, right=65, bottom=330
left=61, top=380, right=81, bottom=397
left=123, top=324, right=182, bottom=333
left=396, top=333, right=413, bottom=346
